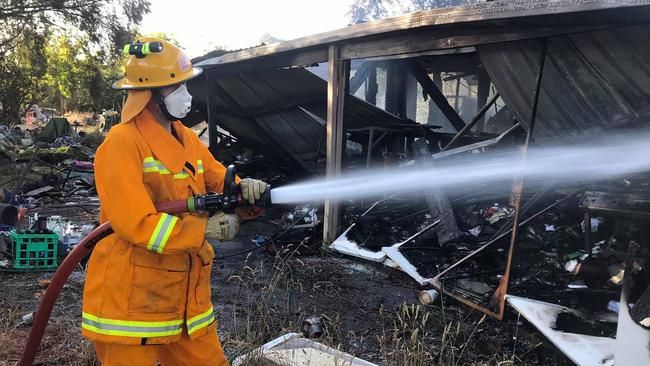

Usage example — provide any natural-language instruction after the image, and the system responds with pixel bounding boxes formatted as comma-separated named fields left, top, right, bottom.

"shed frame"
left=194, top=0, right=650, bottom=322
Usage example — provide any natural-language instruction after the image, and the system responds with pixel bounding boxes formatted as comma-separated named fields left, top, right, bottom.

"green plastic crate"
left=10, top=230, right=58, bottom=270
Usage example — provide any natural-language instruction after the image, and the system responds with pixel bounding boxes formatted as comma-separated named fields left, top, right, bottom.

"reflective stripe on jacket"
left=82, top=107, right=229, bottom=345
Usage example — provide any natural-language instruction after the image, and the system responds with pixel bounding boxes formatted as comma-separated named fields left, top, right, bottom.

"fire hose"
left=19, top=165, right=271, bottom=366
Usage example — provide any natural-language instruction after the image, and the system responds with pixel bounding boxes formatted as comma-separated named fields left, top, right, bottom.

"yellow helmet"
left=112, top=37, right=202, bottom=90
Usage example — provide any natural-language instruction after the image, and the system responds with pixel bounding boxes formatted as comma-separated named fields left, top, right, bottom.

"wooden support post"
left=476, top=71, right=491, bottom=131
left=385, top=61, right=407, bottom=117
left=454, top=77, right=461, bottom=112
left=366, top=64, right=378, bottom=105
left=406, top=59, right=465, bottom=131
left=405, top=72, right=418, bottom=120
left=366, top=127, right=375, bottom=168
left=323, top=45, right=349, bottom=245
left=206, top=75, right=220, bottom=157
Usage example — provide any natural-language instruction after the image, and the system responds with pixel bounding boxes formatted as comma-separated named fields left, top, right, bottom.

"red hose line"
left=19, top=199, right=190, bottom=366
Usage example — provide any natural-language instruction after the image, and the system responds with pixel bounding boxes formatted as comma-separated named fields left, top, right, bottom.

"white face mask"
left=163, top=83, right=192, bottom=119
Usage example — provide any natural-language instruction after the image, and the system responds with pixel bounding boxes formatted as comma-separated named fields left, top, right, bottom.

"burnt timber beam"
left=197, top=24, right=609, bottom=75
left=338, top=25, right=609, bottom=61
left=324, top=45, right=349, bottom=245
left=366, top=65, right=378, bottom=105
left=406, top=59, right=466, bottom=131
left=198, top=47, right=328, bottom=75
left=476, top=70, right=491, bottom=129
left=349, top=62, right=372, bottom=94
left=443, top=92, right=500, bottom=151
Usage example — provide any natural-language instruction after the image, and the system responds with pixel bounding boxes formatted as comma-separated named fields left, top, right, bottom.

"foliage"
left=38, top=34, right=124, bottom=113
left=0, top=0, right=151, bottom=123
left=0, top=28, right=47, bottom=124
left=348, top=0, right=478, bottom=24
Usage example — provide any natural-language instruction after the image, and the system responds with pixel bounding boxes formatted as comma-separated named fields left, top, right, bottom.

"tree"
left=0, top=28, right=47, bottom=124
left=349, top=0, right=389, bottom=24
left=0, top=0, right=151, bottom=122
left=348, top=0, right=478, bottom=24
left=257, top=33, right=283, bottom=46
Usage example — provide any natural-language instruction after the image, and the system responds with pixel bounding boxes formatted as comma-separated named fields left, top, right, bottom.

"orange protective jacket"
left=82, top=103, right=228, bottom=345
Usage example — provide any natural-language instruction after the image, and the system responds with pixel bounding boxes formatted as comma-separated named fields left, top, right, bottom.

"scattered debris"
left=259, top=205, right=322, bottom=255
left=300, top=316, right=324, bottom=338
left=0, top=204, right=18, bottom=225
left=232, top=333, right=378, bottom=366
left=419, top=289, right=439, bottom=304
left=21, top=311, right=35, bottom=326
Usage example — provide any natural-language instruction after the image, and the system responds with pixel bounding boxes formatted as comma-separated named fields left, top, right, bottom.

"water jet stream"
left=270, top=132, right=650, bottom=204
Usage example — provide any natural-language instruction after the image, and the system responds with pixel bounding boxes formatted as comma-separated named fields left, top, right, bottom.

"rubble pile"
left=0, top=111, right=102, bottom=271
left=252, top=205, right=322, bottom=255
left=337, top=176, right=650, bottom=337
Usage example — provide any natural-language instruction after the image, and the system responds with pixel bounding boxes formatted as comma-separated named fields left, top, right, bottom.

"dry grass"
left=222, top=248, right=452, bottom=365
left=0, top=307, right=98, bottom=366
left=219, top=246, right=554, bottom=366
left=223, top=246, right=309, bottom=363
left=377, top=304, right=435, bottom=365
left=0, top=245, right=555, bottom=366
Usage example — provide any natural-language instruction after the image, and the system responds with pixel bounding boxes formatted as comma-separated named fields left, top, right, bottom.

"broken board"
left=232, top=333, right=377, bottom=366
left=506, top=295, right=616, bottom=366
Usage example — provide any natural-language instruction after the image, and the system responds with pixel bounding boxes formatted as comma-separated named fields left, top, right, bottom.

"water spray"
left=270, top=132, right=650, bottom=204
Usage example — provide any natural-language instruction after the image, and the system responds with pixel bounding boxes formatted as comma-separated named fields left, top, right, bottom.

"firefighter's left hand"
left=205, top=211, right=240, bottom=241
left=240, top=178, right=268, bottom=205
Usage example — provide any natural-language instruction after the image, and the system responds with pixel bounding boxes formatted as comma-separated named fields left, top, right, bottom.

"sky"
left=140, top=0, right=354, bottom=58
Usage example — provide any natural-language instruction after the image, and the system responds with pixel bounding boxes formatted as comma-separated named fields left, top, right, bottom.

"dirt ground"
left=0, top=219, right=573, bottom=366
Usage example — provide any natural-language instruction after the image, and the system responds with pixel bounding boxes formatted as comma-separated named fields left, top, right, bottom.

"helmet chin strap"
left=153, top=91, right=177, bottom=121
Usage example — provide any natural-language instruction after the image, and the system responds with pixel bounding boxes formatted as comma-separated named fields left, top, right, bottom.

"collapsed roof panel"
left=477, top=24, right=650, bottom=140
left=188, top=2, right=650, bottom=169
left=187, top=68, right=410, bottom=169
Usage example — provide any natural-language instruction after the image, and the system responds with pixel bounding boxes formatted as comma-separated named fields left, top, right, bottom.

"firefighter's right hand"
left=205, top=211, right=240, bottom=241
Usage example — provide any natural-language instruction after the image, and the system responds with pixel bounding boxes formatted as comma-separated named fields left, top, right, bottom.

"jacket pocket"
left=195, top=242, right=214, bottom=308
left=129, top=247, right=189, bottom=315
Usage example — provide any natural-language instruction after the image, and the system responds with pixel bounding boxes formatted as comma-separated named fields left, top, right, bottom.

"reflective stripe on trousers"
left=82, top=312, right=183, bottom=338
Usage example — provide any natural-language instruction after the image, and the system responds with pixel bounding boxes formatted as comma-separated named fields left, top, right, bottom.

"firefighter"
left=82, top=37, right=267, bottom=365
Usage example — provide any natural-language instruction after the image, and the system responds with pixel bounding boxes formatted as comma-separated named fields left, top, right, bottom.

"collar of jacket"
left=134, top=107, right=192, bottom=174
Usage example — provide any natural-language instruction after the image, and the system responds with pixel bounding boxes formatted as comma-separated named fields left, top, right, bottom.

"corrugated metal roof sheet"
left=187, top=67, right=410, bottom=169
left=195, top=1, right=650, bottom=70
left=478, top=24, right=650, bottom=141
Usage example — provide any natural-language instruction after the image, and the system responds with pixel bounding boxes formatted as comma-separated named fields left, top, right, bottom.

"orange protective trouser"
left=93, top=329, right=229, bottom=366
